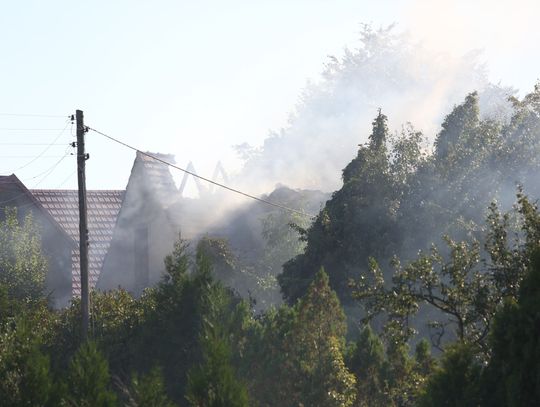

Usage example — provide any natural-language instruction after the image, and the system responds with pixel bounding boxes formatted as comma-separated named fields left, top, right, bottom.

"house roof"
left=136, top=151, right=179, bottom=206
left=0, top=174, right=74, bottom=245
left=31, top=189, right=124, bottom=295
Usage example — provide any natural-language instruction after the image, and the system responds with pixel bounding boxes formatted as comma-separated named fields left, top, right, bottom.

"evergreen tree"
left=253, top=269, right=356, bottom=406
left=435, top=92, right=480, bottom=162
left=124, top=367, right=176, bottom=407
left=417, top=343, right=482, bottom=407
left=186, top=331, right=249, bottom=407
left=483, top=248, right=540, bottom=406
left=0, top=318, right=54, bottom=407
left=369, top=109, right=389, bottom=151
left=280, top=111, right=397, bottom=304
left=63, top=341, right=117, bottom=407
left=346, top=325, right=387, bottom=406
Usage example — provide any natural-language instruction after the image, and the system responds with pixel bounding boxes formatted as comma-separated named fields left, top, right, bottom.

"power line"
left=0, top=113, right=69, bottom=118
left=0, top=128, right=68, bottom=131
left=0, top=155, right=68, bottom=158
left=33, top=151, right=72, bottom=187
left=57, top=170, right=77, bottom=188
left=0, top=150, right=72, bottom=206
left=0, top=143, right=68, bottom=146
left=86, top=125, right=316, bottom=218
left=13, top=118, right=72, bottom=172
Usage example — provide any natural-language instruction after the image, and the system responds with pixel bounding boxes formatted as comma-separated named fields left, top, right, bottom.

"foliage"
left=280, top=84, right=540, bottom=311
left=482, top=248, right=540, bottom=406
left=257, top=208, right=310, bottom=306
left=186, top=331, right=249, bottom=407
left=0, top=207, right=48, bottom=305
left=196, top=237, right=237, bottom=285
left=62, top=341, right=117, bottom=407
left=4, top=85, right=540, bottom=406
left=346, top=324, right=387, bottom=406
left=280, top=110, right=400, bottom=304
left=49, top=288, right=146, bottom=374
left=353, top=194, right=537, bottom=354
left=121, top=367, right=176, bottom=407
left=416, top=342, right=483, bottom=407
left=0, top=317, right=54, bottom=407
left=243, top=269, right=356, bottom=407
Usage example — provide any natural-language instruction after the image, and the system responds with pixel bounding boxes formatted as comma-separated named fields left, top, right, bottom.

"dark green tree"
left=346, top=324, right=387, bottom=406
left=186, top=330, right=249, bottom=407
left=63, top=341, right=117, bottom=407
left=280, top=111, right=398, bottom=304
left=434, top=92, right=480, bottom=162
left=416, top=342, right=483, bottom=407
left=123, top=367, right=176, bottom=407
left=483, top=248, right=540, bottom=406
left=248, top=269, right=356, bottom=406
left=0, top=318, right=54, bottom=407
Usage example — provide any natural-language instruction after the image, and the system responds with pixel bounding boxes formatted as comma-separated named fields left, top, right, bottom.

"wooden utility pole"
left=76, top=109, right=90, bottom=340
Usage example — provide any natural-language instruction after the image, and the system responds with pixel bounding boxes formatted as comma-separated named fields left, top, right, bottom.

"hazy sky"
left=0, top=0, right=539, bottom=191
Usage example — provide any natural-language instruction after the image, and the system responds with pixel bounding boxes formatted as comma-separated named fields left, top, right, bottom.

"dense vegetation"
left=281, top=87, right=540, bottom=306
left=2, top=86, right=540, bottom=405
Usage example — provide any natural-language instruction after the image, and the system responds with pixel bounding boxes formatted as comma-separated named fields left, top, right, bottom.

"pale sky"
left=0, top=0, right=539, bottom=191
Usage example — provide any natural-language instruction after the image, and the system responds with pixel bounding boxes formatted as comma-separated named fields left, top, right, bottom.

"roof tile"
left=31, top=189, right=124, bottom=295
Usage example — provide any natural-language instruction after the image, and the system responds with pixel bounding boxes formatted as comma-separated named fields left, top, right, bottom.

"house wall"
left=148, top=209, right=178, bottom=286
left=97, top=159, right=180, bottom=295
left=99, top=204, right=178, bottom=295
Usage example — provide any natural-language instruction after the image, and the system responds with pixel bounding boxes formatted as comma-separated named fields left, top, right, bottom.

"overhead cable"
left=86, top=125, right=316, bottom=219
left=14, top=118, right=71, bottom=172
left=0, top=113, right=69, bottom=118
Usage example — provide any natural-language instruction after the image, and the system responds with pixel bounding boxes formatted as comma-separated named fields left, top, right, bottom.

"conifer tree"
left=484, top=248, right=540, bottom=406
left=186, top=331, right=249, bottom=407
left=280, top=111, right=397, bottom=304
left=0, top=319, right=54, bottom=407
left=63, top=341, right=117, bottom=407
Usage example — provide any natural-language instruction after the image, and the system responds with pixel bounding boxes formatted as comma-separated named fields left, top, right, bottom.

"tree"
left=196, top=237, right=237, bottom=287
left=346, top=325, right=387, bottom=406
left=292, top=269, right=356, bottom=407
left=416, top=342, right=483, bottom=407
left=186, top=331, right=249, bottom=407
left=0, top=317, right=54, bottom=407
left=434, top=92, right=480, bottom=163
left=127, top=237, right=244, bottom=403
left=353, top=193, right=539, bottom=355
left=63, top=341, right=117, bottom=407
left=483, top=248, right=540, bottom=406
left=122, top=367, right=176, bottom=407
left=280, top=111, right=398, bottom=304
left=250, top=269, right=356, bottom=406
left=0, top=207, right=48, bottom=305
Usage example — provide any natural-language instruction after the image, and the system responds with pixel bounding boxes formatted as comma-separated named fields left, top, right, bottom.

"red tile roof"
left=31, top=189, right=124, bottom=295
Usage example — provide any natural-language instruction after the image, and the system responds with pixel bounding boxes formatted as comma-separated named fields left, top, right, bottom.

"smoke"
left=100, top=23, right=521, bottom=310
left=232, top=25, right=514, bottom=195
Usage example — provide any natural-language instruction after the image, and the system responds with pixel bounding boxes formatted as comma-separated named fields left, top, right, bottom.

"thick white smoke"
left=233, top=25, right=514, bottom=194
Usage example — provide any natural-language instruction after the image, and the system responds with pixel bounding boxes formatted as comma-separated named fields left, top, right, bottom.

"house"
left=0, top=174, right=75, bottom=307
left=1, top=151, right=233, bottom=304
left=30, top=189, right=124, bottom=299
left=0, top=151, right=182, bottom=304
left=96, top=151, right=183, bottom=295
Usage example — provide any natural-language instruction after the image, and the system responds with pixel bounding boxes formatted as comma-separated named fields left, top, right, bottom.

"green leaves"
left=0, top=207, right=48, bottom=305
left=0, top=317, right=54, bottom=407
left=63, top=341, right=117, bottom=407
left=186, top=331, right=249, bottom=407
